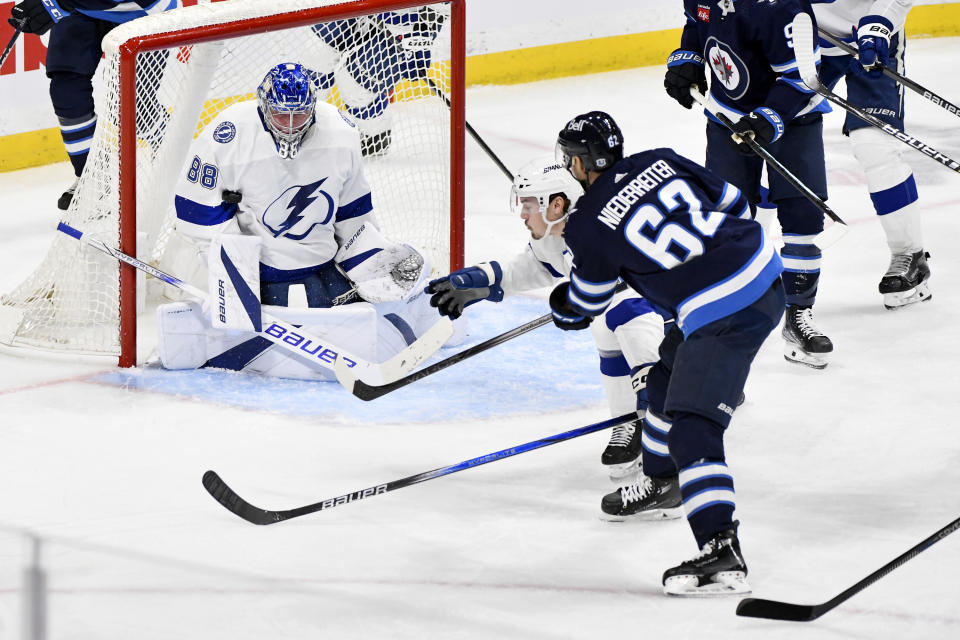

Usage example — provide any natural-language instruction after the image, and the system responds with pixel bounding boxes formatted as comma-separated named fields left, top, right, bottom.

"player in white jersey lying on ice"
left=154, top=62, right=447, bottom=380
left=427, top=158, right=665, bottom=482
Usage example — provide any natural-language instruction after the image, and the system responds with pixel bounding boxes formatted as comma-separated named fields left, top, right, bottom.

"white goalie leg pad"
left=204, top=304, right=380, bottom=381
left=208, top=234, right=262, bottom=331
left=156, top=301, right=210, bottom=370
left=851, top=127, right=923, bottom=253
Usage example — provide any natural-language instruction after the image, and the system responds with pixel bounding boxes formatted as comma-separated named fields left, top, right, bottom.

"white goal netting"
left=0, top=0, right=459, bottom=363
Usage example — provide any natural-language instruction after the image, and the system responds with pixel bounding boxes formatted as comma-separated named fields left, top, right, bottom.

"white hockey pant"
left=590, top=289, right=664, bottom=417
left=851, top=127, right=922, bottom=253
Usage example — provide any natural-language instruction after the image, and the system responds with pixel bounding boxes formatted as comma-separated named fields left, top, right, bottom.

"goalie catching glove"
left=427, top=262, right=504, bottom=319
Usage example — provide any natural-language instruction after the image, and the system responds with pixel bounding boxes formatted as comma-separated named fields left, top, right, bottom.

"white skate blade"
left=663, top=571, right=751, bottom=597
left=783, top=342, right=829, bottom=370
left=599, top=506, right=683, bottom=522
left=883, top=282, right=932, bottom=310
left=606, top=459, right=641, bottom=485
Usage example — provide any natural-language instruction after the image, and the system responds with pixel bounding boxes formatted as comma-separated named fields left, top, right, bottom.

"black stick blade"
left=202, top=470, right=283, bottom=526
left=736, top=597, right=822, bottom=622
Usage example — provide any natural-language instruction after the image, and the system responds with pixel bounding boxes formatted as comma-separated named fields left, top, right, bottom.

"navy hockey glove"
left=856, top=15, right=894, bottom=72
left=426, top=262, right=504, bottom=319
left=9, top=0, right=72, bottom=35
left=549, top=282, right=592, bottom=331
left=729, top=108, right=784, bottom=154
left=664, top=49, right=707, bottom=110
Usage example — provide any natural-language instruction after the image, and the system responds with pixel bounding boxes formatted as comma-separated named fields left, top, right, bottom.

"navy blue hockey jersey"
left=676, top=0, right=828, bottom=125
left=563, top=148, right=782, bottom=336
left=63, top=0, right=179, bottom=24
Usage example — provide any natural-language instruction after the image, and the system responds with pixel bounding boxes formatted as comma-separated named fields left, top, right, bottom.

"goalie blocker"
left=157, top=231, right=458, bottom=380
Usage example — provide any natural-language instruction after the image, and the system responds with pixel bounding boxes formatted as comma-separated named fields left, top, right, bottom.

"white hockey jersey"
left=499, top=234, right=573, bottom=296
left=174, top=101, right=379, bottom=282
left=813, top=0, right=914, bottom=43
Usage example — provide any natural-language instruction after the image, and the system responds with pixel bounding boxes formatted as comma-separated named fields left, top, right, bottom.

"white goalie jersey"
left=174, top=100, right=380, bottom=281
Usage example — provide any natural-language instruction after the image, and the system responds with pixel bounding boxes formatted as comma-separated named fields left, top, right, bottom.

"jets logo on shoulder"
left=705, top=37, right=750, bottom=99
left=261, top=178, right=335, bottom=240
left=213, top=121, right=237, bottom=144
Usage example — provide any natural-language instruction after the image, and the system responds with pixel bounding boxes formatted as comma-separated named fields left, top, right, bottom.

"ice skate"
left=57, top=177, right=79, bottom=211
left=601, top=419, right=642, bottom=483
left=879, top=250, right=931, bottom=310
left=662, top=521, right=750, bottom=597
left=600, top=474, right=682, bottom=521
left=782, top=305, right=832, bottom=369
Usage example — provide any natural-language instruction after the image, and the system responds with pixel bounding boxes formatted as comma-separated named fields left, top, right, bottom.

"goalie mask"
left=510, top=156, right=584, bottom=238
left=258, top=63, right=319, bottom=159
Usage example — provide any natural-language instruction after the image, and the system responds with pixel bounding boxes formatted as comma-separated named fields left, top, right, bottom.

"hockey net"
left=0, top=0, right=465, bottom=366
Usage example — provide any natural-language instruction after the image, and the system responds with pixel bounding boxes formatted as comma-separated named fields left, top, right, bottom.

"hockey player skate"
left=782, top=305, right=833, bottom=369
left=601, top=419, right=642, bottom=483
left=600, top=474, right=682, bottom=521
left=879, top=250, right=931, bottom=310
left=57, top=177, right=78, bottom=211
left=662, top=521, right=750, bottom=597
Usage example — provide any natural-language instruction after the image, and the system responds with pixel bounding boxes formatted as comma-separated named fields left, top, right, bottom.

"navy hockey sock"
left=679, top=460, right=736, bottom=548
left=640, top=411, right=675, bottom=477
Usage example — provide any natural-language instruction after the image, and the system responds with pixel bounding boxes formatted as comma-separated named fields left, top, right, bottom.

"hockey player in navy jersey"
left=664, top=0, right=835, bottom=369
left=427, top=157, right=664, bottom=482
left=8, top=0, right=178, bottom=210
left=813, top=0, right=931, bottom=309
left=549, top=111, right=785, bottom=596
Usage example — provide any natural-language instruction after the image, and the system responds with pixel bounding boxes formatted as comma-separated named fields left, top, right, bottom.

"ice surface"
left=0, top=38, right=959, bottom=639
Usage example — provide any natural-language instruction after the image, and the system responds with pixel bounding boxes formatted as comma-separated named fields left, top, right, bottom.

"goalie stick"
left=737, top=515, right=960, bottom=622
left=817, top=29, right=960, bottom=122
left=1, top=20, right=22, bottom=69
left=690, top=89, right=848, bottom=250
left=202, top=411, right=636, bottom=525
left=793, top=13, right=960, bottom=176
left=55, top=222, right=452, bottom=384
left=335, top=312, right=552, bottom=401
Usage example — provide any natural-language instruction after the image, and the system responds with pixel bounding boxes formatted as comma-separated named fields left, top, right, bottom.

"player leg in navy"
left=767, top=114, right=833, bottom=369
left=45, top=14, right=115, bottom=210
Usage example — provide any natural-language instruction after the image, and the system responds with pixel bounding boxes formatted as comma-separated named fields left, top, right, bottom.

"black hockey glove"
left=426, top=262, right=504, bottom=319
left=549, top=282, right=592, bottom=331
left=9, top=0, right=72, bottom=36
left=664, top=49, right=707, bottom=110
left=729, top=108, right=784, bottom=155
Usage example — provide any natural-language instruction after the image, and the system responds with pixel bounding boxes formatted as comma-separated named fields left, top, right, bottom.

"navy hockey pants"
left=819, top=33, right=906, bottom=134
left=642, top=280, right=785, bottom=546
left=706, top=116, right=827, bottom=307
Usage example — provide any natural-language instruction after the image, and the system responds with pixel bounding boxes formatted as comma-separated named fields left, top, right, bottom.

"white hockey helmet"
left=510, top=156, right=584, bottom=234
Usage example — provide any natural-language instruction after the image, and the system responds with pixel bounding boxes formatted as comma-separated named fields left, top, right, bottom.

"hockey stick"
left=690, top=90, right=848, bottom=250
left=55, top=222, right=452, bottom=384
left=818, top=29, right=960, bottom=122
left=426, top=77, right=514, bottom=181
left=335, top=312, right=552, bottom=401
left=794, top=13, right=960, bottom=175
left=1, top=21, right=23, bottom=69
left=737, top=515, right=960, bottom=621
left=203, top=411, right=635, bottom=525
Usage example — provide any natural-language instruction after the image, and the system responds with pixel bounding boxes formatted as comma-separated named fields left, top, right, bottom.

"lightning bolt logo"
left=262, top=178, right=334, bottom=239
